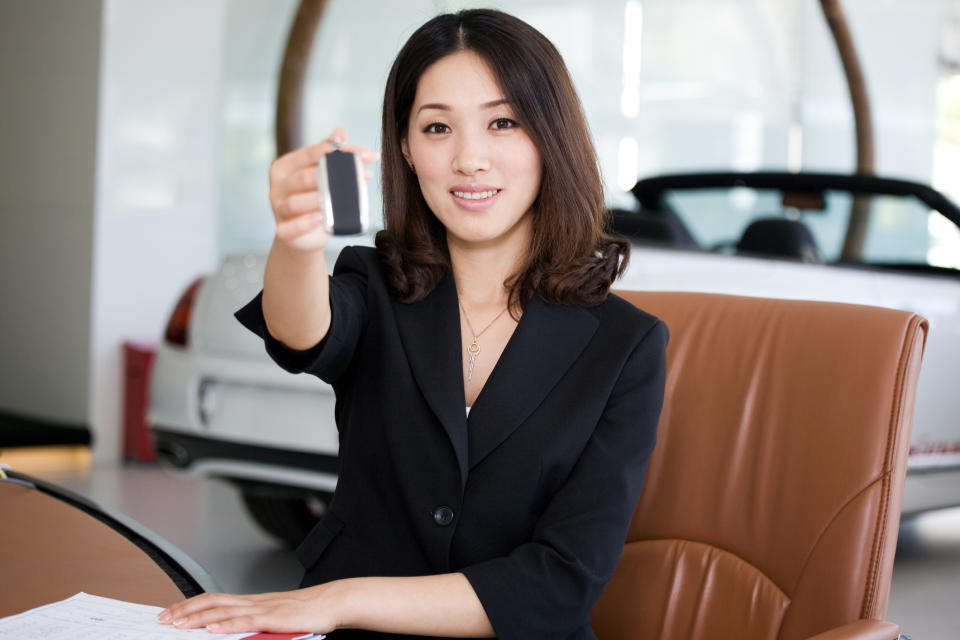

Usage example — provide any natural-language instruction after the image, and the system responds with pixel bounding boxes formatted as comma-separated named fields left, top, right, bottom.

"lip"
left=450, top=185, right=502, bottom=211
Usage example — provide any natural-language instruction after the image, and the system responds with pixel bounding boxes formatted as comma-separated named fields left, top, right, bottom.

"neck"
left=448, top=220, right=531, bottom=310
left=449, top=245, right=523, bottom=309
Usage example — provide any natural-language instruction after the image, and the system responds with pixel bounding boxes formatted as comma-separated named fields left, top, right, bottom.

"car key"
left=318, top=147, right=369, bottom=235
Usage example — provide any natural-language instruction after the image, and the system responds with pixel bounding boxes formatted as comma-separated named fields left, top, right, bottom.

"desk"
left=0, top=472, right=208, bottom=617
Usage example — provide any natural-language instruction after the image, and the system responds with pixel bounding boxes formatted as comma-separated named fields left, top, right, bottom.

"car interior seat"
left=737, top=218, right=822, bottom=263
left=594, top=291, right=927, bottom=640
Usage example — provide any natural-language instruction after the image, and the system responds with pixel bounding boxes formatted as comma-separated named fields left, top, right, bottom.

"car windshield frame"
left=620, top=172, right=960, bottom=274
left=631, top=172, right=960, bottom=227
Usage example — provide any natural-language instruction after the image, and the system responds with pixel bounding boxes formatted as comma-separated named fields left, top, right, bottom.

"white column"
left=89, top=0, right=226, bottom=462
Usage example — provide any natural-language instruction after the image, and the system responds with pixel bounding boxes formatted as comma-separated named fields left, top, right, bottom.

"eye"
left=423, top=122, right=450, bottom=134
left=491, top=117, right=518, bottom=130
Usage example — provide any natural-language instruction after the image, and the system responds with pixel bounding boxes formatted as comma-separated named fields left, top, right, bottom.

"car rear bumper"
left=148, top=343, right=340, bottom=454
left=152, top=426, right=339, bottom=494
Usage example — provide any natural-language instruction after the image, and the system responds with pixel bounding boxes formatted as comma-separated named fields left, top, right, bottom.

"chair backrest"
left=593, top=291, right=927, bottom=640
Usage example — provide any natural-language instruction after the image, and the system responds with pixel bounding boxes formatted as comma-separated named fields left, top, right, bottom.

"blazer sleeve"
left=234, top=245, right=370, bottom=384
left=460, top=319, right=668, bottom=640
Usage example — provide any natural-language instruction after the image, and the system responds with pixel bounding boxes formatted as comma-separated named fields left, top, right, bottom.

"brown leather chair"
left=593, top=292, right=927, bottom=640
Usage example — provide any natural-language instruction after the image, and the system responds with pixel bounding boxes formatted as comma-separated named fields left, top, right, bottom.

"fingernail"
left=157, top=610, right=169, bottom=622
left=208, top=623, right=221, bottom=632
left=173, top=619, right=184, bottom=627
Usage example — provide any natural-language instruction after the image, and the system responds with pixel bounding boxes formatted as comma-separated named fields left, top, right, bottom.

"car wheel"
left=240, top=491, right=331, bottom=548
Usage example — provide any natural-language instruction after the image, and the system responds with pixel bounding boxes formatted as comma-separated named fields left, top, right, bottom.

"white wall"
left=0, top=1, right=101, bottom=426
left=88, top=0, right=226, bottom=461
left=215, top=0, right=297, bottom=257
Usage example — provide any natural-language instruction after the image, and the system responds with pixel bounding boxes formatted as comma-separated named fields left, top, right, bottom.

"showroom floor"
left=25, top=463, right=960, bottom=638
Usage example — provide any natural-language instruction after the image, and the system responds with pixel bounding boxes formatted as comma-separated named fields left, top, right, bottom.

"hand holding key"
left=268, top=127, right=379, bottom=253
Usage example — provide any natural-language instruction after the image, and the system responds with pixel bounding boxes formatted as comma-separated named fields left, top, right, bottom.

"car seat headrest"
left=737, top=218, right=822, bottom=263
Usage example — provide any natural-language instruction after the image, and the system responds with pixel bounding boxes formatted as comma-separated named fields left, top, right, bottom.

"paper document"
left=0, top=592, right=294, bottom=640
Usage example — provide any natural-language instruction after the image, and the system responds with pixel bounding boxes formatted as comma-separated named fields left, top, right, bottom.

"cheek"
left=410, top=148, right=448, bottom=185
left=512, top=141, right=542, bottom=184
left=410, top=155, right=449, bottom=213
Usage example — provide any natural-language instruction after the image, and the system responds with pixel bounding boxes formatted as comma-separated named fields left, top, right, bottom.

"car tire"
left=240, top=491, right=331, bottom=549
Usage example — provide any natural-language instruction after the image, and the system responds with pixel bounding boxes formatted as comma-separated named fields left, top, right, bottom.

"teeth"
left=453, top=190, right=498, bottom=200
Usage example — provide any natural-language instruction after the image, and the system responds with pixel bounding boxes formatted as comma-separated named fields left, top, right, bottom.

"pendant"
left=467, top=338, right=480, bottom=382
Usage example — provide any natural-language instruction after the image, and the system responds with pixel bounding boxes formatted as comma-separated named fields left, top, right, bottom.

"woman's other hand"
left=268, top=126, right=379, bottom=253
left=157, top=584, right=342, bottom=635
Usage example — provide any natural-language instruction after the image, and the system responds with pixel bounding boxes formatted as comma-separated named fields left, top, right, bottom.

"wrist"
left=271, top=235, right=328, bottom=260
left=324, top=578, right=363, bottom=631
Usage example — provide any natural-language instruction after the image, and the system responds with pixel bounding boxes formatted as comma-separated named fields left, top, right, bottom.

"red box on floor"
left=123, top=342, right=156, bottom=463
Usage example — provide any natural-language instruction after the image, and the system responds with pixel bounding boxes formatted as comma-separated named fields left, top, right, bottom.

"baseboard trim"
left=0, top=410, right=92, bottom=447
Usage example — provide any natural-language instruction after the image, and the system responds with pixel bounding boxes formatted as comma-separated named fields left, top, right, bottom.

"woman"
left=160, top=9, right=667, bottom=639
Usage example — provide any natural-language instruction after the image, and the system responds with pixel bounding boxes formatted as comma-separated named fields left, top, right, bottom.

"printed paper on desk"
left=0, top=592, right=322, bottom=640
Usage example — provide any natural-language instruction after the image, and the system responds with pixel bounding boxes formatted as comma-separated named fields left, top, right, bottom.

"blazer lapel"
left=467, top=296, right=599, bottom=469
left=393, top=273, right=469, bottom=488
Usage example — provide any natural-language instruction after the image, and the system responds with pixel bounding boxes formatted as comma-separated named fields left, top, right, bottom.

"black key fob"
left=318, top=150, right=369, bottom=235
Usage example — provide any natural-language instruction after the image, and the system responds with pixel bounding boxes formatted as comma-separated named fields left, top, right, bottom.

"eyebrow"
left=416, top=98, right=510, bottom=114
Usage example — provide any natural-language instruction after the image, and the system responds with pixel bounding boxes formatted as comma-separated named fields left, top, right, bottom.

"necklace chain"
left=458, top=299, right=509, bottom=382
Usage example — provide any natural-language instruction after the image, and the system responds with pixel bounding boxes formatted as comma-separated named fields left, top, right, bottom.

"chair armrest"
left=805, top=620, right=900, bottom=640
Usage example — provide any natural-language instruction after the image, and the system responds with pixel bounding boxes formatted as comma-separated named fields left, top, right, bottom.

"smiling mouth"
left=452, top=189, right=501, bottom=200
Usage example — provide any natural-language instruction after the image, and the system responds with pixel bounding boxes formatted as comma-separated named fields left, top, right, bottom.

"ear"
left=401, top=137, right=411, bottom=166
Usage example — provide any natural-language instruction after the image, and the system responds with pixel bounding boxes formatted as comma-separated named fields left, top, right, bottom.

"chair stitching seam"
left=787, top=317, right=921, bottom=612
left=787, top=475, right=884, bottom=596
left=862, top=317, right=920, bottom=618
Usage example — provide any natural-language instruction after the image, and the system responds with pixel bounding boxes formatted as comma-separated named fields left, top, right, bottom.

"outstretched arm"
left=262, top=127, right=378, bottom=351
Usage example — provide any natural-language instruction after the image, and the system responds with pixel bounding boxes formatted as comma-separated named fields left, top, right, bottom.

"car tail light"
left=164, top=278, right=204, bottom=346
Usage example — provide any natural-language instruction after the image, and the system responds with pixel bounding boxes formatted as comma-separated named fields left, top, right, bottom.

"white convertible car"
left=149, top=172, right=960, bottom=546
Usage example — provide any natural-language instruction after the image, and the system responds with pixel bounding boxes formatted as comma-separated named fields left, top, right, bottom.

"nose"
left=451, top=130, right=490, bottom=175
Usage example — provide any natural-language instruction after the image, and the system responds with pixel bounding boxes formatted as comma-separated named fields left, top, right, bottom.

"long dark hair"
left=375, top=9, right=629, bottom=312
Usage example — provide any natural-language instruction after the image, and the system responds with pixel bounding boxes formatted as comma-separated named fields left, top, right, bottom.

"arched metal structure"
left=275, top=0, right=330, bottom=157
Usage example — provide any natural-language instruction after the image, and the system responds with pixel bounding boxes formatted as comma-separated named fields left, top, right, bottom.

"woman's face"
left=402, top=51, right=542, bottom=251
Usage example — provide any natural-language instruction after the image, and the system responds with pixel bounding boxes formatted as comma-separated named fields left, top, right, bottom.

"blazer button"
left=433, top=505, right=455, bottom=526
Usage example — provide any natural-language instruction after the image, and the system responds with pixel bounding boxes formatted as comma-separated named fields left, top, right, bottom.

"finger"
left=207, top=616, right=262, bottom=634
left=206, top=609, right=320, bottom=635
left=272, top=141, right=378, bottom=186
left=327, top=125, right=347, bottom=147
left=159, top=592, right=220, bottom=622
left=276, top=212, right=325, bottom=243
left=270, top=167, right=317, bottom=206
left=272, top=128, right=348, bottom=177
left=162, top=593, right=253, bottom=620
left=274, top=147, right=376, bottom=204
left=159, top=593, right=252, bottom=623
left=173, top=604, right=262, bottom=630
left=280, top=165, right=319, bottom=197
left=290, top=138, right=378, bottom=171
left=299, top=127, right=348, bottom=167
left=159, top=590, right=289, bottom=624
left=339, top=144, right=380, bottom=164
left=271, top=143, right=329, bottom=179
left=304, top=140, right=378, bottom=164
left=275, top=191, right=323, bottom=223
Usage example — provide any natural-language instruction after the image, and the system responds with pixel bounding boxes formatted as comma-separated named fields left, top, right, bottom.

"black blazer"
left=237, top=246, right=667, bottom=640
